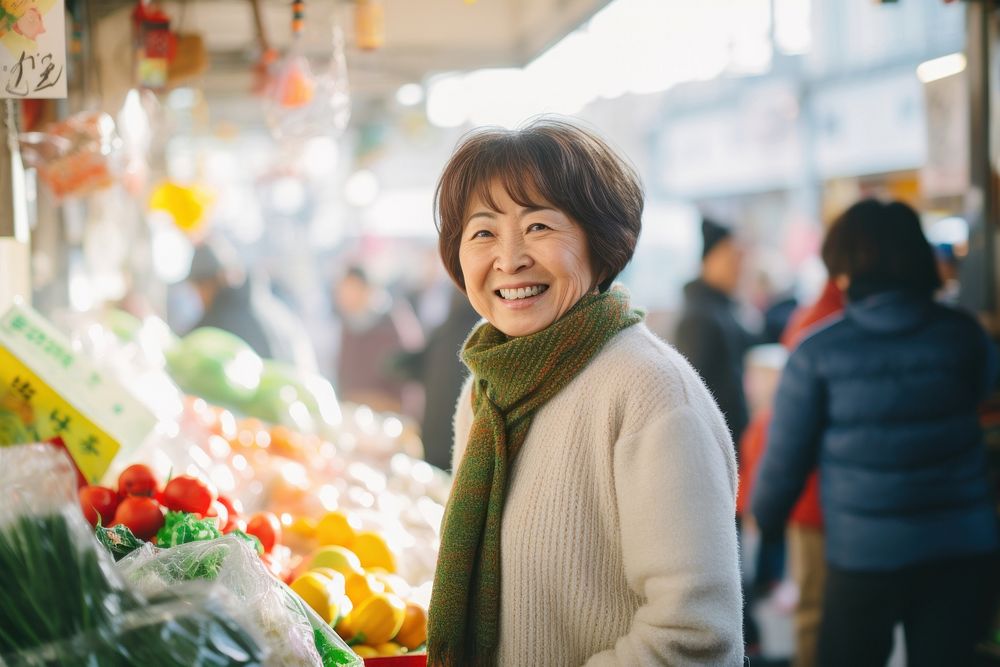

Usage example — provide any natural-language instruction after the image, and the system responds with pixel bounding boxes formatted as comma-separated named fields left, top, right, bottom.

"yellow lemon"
left=335, top=594, right=353, bottom=626
left=374, top=641, right=405, bottom=656
left=353, top=645, right=379, bottom=658
left=352, top=531, right=397, bottom=573
left=290, top=572, right=337, bottom=623
left=287, top=516, right=318, bottom=539
left=315, top=510, right=361, bottom=547
left=370, top=571, right=411, bottom=599
left=306, top=545, right=364, bottom=577
left=394, top=601, right=428, bottom=650
left=309, top=568, right=347, bottom=601
left=347, top=593, right=406, bottom=645
left=345, top=571, right=385, bottom=606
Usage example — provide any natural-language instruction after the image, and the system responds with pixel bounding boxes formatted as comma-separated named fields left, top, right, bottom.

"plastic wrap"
left=0, top=444, right=268, bottom=667
left=2, top=587, right=266, bottom=667
left=18, top=112, right=121, bottom=201
left=118, top=535, right=362, bottom=667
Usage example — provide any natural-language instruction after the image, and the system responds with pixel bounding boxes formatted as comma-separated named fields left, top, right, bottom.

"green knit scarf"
left=427, top=286, right=643, bottom=667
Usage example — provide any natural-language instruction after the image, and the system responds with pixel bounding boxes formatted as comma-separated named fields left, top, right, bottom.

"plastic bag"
left=2, top=586, right=266, bottom=667
left=263, top=27, right=350, bottom=143
left=0, top=444, right=268, bottom=667
left=18, top=112, right=121, bottom=201
left=118, top=535, right=361, bottom=667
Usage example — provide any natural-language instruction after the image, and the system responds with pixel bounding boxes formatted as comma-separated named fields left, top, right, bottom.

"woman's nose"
left=494, top=236, right=532, bottom=274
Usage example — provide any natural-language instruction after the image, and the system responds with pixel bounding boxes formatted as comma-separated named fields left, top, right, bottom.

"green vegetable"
left=96, top=523, right=145, bottom=561
left=0, top=513, right=123, bottom=655
left=313, top=626, right=361, bottom=667
left=165, top=327, right=263, bottom=408
left=156, top=511, right=222, bottom=548
left=0, top=511, right=265, bottom=665
left=231, top=528, right=264, bottom=556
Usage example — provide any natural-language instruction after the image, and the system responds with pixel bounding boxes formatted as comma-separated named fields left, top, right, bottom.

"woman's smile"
left=459, top=182, right=595, bottom=337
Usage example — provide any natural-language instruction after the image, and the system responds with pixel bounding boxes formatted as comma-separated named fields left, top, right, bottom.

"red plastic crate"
left=362, top=655, right=426, bottom=667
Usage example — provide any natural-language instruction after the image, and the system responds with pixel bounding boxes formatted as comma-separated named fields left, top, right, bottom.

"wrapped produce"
left=117, top=535, right=361, bottom=667
left=0, top=444, right=267, bottom=666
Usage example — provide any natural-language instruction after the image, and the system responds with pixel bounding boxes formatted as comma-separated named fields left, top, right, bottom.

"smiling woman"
left=427, top=117, right=744, bottom=667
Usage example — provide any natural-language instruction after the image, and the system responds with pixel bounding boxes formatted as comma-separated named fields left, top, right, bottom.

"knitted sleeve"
left=585, top=406, right=744, bottom=666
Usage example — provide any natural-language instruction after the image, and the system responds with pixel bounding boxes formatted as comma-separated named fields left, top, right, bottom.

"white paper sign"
left=0, top=0, right=66, bottom=99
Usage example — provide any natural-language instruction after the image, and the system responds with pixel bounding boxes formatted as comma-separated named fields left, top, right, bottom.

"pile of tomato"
left=78, top=464, right=281, bottom=559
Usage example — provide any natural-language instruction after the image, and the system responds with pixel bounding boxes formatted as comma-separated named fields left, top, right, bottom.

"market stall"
left=0, top=4, right=443, bottom=660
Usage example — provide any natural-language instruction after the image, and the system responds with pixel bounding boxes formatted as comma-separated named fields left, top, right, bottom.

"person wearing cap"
left=674, top=218, right=756, bottom=447
left=186, top=236, right=318, bottom=373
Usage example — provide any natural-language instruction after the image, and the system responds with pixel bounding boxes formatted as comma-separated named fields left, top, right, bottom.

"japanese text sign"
left=0, top=302, right=155, bottom=483
left=0, top=0, right=67, bottom=99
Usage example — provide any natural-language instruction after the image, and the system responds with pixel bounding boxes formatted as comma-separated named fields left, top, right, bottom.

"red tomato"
left=216, top=495, right=242, bottom=519
left=245, top=512, right=282, bottom=553
left=224, top=517, right=247, bottom=535
left=112, top=496, right=164, bottom=540
left=161, top=475, right=217, bottom=515
left=117, top=464, right=159, bottom=498
left=78, top=486, right=120, bottom=527
left=206, top=499, right=229, bottom=532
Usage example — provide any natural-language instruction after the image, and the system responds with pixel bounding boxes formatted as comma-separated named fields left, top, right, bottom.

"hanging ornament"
left=264, top=0, right=351, bottom=142
left=131, top=2, right=172, bottom=90
left=354, top=0, right=384, bottom=51
left=148, top=181, right=212, bottom=235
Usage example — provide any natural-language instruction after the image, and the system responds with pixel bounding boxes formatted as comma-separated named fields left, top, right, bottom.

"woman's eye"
left=527, top=223, right=549, bottom=232
left=470, top=229, right=493, bottom=239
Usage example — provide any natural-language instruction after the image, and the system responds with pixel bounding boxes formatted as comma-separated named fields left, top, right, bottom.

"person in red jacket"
left=737, top=277, right=843, bottom=667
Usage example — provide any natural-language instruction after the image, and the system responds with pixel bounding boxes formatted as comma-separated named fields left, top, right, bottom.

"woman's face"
left=459, top=181, right=597, bottom=337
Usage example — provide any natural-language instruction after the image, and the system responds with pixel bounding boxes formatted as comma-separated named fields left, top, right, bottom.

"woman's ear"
left=834, top=274, right=850, bottom=292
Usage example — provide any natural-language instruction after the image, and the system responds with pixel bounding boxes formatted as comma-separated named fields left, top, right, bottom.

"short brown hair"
left=821, top=198, right=942, bottom=300
left=435, top=117, right=643, bottom=292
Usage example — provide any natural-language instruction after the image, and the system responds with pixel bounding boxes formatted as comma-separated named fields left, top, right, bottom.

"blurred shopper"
left=752, top=199, right=1000, bottom=667
left=334, top=265, right=425, bottom=415
left=737, top=276, right=843, bottom=667
left=934, top=242, right=961, bottom=306
left=428, top=118, right=743, bottom=666
left=674, top=216, right=760, bottom=653
left=397, top=288, right=481, bottom=471
left=186, top=235, right=318, bottom=373
left=674, top=218, right=756, bottom=447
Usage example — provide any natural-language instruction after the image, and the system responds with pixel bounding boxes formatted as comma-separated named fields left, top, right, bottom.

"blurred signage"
left=920, top=71, right=969, bottom=197
left=657, top=81, right=804, bottom=198
left=811, top=69, right=927, bottom=178
left=0, top=0, right=67, bottom=99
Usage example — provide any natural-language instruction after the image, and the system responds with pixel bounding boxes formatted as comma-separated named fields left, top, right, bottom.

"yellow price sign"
left=0, top=303, right=155, bottom=484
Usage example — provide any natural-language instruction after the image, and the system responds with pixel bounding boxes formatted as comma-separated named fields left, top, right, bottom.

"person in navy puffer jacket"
left=751, top=198, right=1000, bottom=667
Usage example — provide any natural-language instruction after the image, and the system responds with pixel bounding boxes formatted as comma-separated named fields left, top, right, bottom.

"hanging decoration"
left=131, top=2, right=171, bottom=90
left=263, top=0, right=351, bottom=143
left=148, top=181, right=213, bottom=236
left=354, top=0, right=383, bottom=51
left=19, top=111, right=120, bottom=201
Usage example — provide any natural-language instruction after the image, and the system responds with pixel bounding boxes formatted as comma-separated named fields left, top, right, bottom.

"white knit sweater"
left=450, top=323, right=744, bottom=666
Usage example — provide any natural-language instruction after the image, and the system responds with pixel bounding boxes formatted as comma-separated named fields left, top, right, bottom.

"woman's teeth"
left=498, top=285, right=548, bottom=300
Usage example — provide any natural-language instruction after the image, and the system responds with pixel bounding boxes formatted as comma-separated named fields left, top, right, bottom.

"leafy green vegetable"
left=230, top=529, right=264, bottom=556
left=96, top=523, right=145, bottom=561
left=0, top=510, right=265, bottom=666
left=313, top=626, right=361, bottom=666
left=156, top=511, right=223, bottom=548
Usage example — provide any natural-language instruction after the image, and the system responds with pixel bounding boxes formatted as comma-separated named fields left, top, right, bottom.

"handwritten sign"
left=0, top=302, right=156, bottom=483
left=0, top=0, right=66, bottom=99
